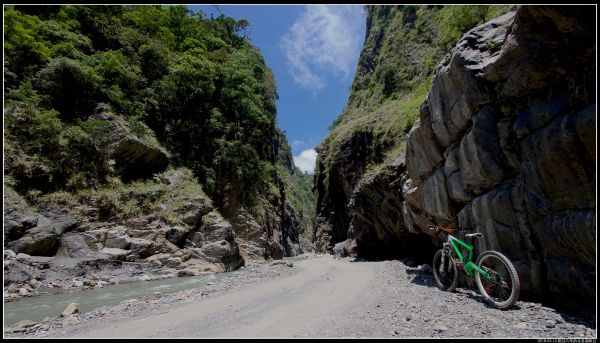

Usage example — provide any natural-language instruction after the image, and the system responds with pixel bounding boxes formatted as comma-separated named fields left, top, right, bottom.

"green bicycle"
left=428, top=224, right=520, bottom=310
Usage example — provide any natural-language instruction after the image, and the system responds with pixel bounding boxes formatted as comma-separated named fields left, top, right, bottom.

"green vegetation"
left=318, top=5, right=514, bottom=188
left=40, top=168, right=210, bottom=225
left=437, top=5, right=515, bottom=50
left=279, top=165, right=316, bottom=241
left=4, top=5, right=312, bottom=235
left=4, top=101, right=112, bottom=193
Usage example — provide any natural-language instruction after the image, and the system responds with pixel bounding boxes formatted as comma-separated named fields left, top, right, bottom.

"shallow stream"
left=3, top=255, right=307, bottom=327
left=3, top=271, right=232, bottom=327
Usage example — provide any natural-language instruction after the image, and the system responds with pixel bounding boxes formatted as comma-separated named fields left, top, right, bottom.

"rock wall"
left=313, top=5, right=457, bottom=258
left=4, top=172, right=244, bottom=274
left=403, top=6, right=595, bottom=306
left=223, top=132, right=312, bottom=264
left=4, top=188, right=78, bottom=257
left=314, top=130, right=380, bottom=254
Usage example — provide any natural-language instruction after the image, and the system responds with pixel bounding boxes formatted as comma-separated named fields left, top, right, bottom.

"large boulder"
left=200, top=240, right=232, bottom=262
left=3, top=188, right=38, bottom=242
left=227, top=208, right=268, bottom=261
left=203, top=221, right=234, bottom=242
left=100, top=248, right=130, bottom=260
left=5, top=212, right=77, bottom=256
left=104, top=227, right=131, bottom=250
left=199, top=240, right=243, bottom=271
left=174, top=197, right=213, bottom=227
left=112, top=138, right=169, bottom=182
left=56, top=233, right=103, bottom=258
left=164, top=226, right=190, bottom=247
left=91, top=104, right=169, bottom=181
left=129, top=238, right=156, bottom=259
left=4, top=188, right=78, bottom=256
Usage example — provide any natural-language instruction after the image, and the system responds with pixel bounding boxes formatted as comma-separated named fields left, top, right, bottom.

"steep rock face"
left=403, top=6, right=595, bottom=306
left=315, top=130, right=379, bottom=253
left=223, top=132, right=313, bottom=264
left=224, top=199, right=306, bottom=264
left=343, top=155, right=437, bottom=260
left=313, top=5, right=453, bottom=257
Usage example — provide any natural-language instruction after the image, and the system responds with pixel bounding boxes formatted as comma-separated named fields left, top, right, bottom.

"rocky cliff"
left=403, top=6, right=595, bottom=307
left=315, top=4, right=595, bottom=310
left=315, top=5, right=449, bottom=260
left=3, top=5, right=312, bottom=300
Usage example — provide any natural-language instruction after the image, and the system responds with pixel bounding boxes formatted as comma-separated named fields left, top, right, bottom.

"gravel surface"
left=5, top=254, right=596, bottom=338
left=374, top=259, right=596, bottom=338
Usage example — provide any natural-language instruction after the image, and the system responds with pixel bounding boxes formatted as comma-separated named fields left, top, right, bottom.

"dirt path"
left=71, top=255, right=378, bottom=337
left=9, top=254, right=596, bottom=338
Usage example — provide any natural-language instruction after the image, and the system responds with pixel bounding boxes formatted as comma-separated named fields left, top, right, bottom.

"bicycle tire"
left=432, top=249, right=458, bottom=292
left=475, top=250, right=520, bottom=310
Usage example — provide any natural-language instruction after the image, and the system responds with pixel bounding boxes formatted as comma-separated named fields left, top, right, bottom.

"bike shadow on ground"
left=353, top=258, right=596, bottom=329
left=406, top=268, right=595, bottom=329
left=405, top=267, right=438, bottom=288
left=456, top=288, right=523, bottom=311
left=405, top=267, right=525, bottom=311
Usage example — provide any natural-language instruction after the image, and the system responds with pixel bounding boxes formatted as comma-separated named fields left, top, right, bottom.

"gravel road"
left=6, top=254, right=596, bottom=338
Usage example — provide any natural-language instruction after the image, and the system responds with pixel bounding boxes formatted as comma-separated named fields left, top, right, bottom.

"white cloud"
left=291, top=139, right=305, bottom=149
left=281, top=5, right=365, bottom=93
left=293, top=149, right=318, bottom=174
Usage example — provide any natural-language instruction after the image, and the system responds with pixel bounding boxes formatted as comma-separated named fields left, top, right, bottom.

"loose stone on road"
left=7, top=255, right=596, bottom=338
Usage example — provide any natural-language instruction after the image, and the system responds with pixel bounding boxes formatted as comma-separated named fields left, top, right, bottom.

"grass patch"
left=39, top=167, right=210, bottom=225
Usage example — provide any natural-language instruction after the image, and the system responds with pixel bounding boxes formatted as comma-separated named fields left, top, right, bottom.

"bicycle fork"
left=440, top=242, right=450, bottom=274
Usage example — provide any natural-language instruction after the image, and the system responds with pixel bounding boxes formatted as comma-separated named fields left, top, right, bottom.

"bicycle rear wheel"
left=432, top=249, right=458, bottom=292
left=475, top=250, right=520, bottom=310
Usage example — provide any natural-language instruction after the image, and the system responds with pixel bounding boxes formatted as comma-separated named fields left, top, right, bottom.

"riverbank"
left=4, top=255, right=300, bottom=336
left=5, top=254, right=596, bottom=338
left=3, top=249, right=205, bottom=303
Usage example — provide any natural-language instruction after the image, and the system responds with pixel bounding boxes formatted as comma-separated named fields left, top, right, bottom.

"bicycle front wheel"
left=433, top=249, right=458, bottom=292
left=475, top=250, right=520, bottom=310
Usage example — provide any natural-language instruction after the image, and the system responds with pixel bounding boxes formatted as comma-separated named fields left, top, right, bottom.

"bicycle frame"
left=445, top=234, right=492, bottom=279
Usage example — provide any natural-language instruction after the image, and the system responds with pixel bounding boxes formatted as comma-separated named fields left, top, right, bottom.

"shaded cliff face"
left=314, top=5, right=446, bottom=258
left=316, top=4, right=595, bottom=310
left=231, top=131, right=315, bottom=261
left=403, top=6, right=595, bottom=306
left=314, top=5, right=515, bottom=259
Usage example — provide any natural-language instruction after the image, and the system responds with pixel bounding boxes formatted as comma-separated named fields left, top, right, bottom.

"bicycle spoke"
left=481, top=260, right=507, bottom=302
left=475, top=251, right=520, bottom=310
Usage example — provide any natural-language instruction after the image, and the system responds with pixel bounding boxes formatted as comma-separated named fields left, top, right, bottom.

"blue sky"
left=189, top=5, right=366, bottom=174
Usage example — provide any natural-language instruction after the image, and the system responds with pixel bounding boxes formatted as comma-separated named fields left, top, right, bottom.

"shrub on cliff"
left=4, top=5, right=279, bottom=207
left=4, top=4, right=314, bottom=246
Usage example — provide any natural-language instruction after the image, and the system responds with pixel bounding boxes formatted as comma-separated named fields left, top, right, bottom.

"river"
left=3, top=271, right=232, bottom=327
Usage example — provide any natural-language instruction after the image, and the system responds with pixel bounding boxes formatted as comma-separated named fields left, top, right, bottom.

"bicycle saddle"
left=465, top=232, right=483, bottom=239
